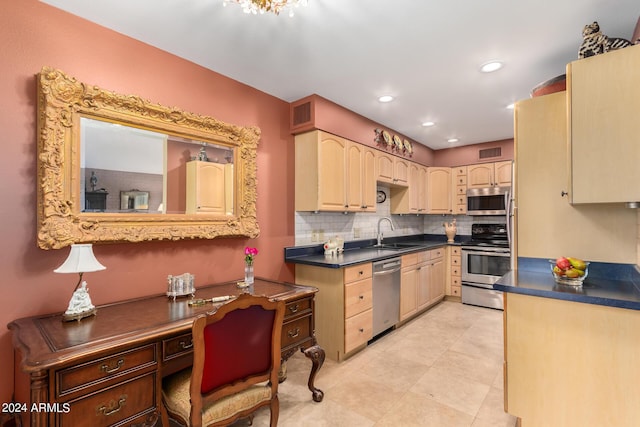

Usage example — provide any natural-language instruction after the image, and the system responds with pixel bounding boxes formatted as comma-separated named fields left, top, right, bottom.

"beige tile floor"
left=234, top=301, right=518, bottom=427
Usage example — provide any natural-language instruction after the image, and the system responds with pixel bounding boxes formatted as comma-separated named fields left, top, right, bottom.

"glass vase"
left=244, top=262, right=254, bottom=285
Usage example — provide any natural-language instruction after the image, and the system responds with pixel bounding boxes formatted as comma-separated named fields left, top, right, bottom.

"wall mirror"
left=37, top=66, right=260, bottom=249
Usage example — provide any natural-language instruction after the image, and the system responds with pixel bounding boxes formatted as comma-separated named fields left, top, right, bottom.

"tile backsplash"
left=294, top=185, right=507, bottom=245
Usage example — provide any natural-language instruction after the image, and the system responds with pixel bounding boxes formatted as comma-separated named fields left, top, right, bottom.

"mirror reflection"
left=80, top=118, right=234, bottom=215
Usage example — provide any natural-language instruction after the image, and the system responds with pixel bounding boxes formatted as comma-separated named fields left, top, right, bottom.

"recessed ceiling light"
left=421, top=121, right=435, bottom=127
left=506, top=103, right=515, bottom=110
left=448, top=138, right=459, bottom=143
left=378, top=95, right=394, bottom=103
left=480, top=61, right=504, bottom=73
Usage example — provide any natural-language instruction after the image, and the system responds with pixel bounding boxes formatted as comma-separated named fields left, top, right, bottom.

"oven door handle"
left=462, top=249, right=510, bottom=257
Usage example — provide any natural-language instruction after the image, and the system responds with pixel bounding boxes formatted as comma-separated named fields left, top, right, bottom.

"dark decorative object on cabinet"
left=578, top=21, right=632, bottom=59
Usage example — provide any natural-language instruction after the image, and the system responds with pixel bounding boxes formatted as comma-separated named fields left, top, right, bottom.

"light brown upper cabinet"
left=376, top=152, right=409, bottom=186
left=426, top=167, right=452, bottom=214
left=567, top=44, right=640, bottom=204
left=391, top=162, right=426, bottom=214
left=186, top=161, right=232, bottom=215
left=295, top=130, right=376, bottom=212
left=467, top=161, right=512, bottom=188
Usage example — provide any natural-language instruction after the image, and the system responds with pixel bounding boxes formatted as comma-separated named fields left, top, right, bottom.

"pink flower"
left=244, top=246, right=258, bottom=265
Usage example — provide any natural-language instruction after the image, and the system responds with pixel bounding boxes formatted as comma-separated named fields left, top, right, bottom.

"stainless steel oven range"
left=461, top=223, right=511, bottom=310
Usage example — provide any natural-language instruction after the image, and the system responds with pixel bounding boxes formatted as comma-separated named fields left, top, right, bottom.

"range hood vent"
left=478, top=147, right=502, bottom=160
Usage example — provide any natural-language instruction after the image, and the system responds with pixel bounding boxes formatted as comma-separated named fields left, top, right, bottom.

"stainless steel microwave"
left=466, top=187, right=510, bottom=216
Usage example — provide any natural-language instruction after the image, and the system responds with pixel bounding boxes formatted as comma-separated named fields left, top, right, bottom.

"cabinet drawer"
left=284, top=297, right=312, bottom=320
left=344, top=263, right=372, bottom=283
left=57, top=344, right=157, bottom=397
left=455, top=195, right=466, bottom=206
left=430, top=248, right=444, bottom=259
left=451, top=276, right=461, bottom=287
left=401, top=253, right=419, bottom=267
left=454, top=205, right=466, bottom=214
left=163, top=333, right=194, bottom=362
left=58, top=372, right=156, bottom=427
left=344, top=278, right=373, bottom=318
left=451, top=285, right=461, bottom=297
left=454, top=166, right=467, bottom=176
left=344, top=309, right=372, bottom=354
left=417, top=250, right=430, bottom=263
left=451, top=246, right=461, bottom=257
left=451, top=266, right=461, bottom=277
left=281, top=314, right=312, bottom=349
left=451, top=255, right=461, bottom=266
left=456, top=186, right=466, bottom=195
left=456, top=175, right=467, bottom=185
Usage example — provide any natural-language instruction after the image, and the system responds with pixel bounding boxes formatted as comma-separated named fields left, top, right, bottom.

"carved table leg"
left=302, top=344, right=325, bottom=402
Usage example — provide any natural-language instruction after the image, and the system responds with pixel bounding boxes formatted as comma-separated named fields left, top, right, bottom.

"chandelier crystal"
left=223, top=0, right=308, bottom=16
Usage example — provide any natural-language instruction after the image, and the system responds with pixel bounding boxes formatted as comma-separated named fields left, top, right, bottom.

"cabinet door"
left=318, top=135, right=347, bottom=210
left=417, top=165, right=428, bottom=213
left=400, top=266, right=417, bottom=321
left=426, top=167, right=452, bottom=214
left=376, top=152, right=394, bottom=184
left=416, top=262, right=430, bottom=310
left=494, top=161, right=512, bottom=187
left=408, top=163, right=421, bottom=213
left=346, top=142, right=363, bottom=211
left=394, top=158, right=410, bottom=186
left=568, top=44, right=640, bottom=203
left=362, top=147, right=377, bottom=211
left=429, top=256, right=446, bottom=303
left=186, top=161, right=226, bottom=214
left=467, top=163, right=495, bottom=188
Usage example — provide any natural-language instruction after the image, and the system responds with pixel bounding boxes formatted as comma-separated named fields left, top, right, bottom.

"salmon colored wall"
left=433, top=138, right=514, bottom=166
left=300, top=94, right=437, bottom=166
left=0, top=0, right=295, bottom=403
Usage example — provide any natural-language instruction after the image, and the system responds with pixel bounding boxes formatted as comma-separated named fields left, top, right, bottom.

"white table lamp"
left=54, top=244, right=106, bottom=322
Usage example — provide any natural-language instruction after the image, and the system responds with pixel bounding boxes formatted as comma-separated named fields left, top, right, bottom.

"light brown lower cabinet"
left=504, top=292, right=640, bottom=426
left=401, top=248, right=446, bottom=322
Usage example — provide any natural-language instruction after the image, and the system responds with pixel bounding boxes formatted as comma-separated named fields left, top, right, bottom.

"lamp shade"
left=54, top=244, right=106, bottom=274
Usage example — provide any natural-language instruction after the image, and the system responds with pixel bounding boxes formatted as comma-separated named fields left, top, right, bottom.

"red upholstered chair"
left=162, top=294, right=285, bottom=427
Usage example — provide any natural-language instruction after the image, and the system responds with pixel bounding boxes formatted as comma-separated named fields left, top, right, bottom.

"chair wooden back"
left=189, top=293, right=285, bottom=423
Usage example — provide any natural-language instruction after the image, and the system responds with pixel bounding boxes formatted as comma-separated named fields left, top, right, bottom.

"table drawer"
left=344, top=263, right=372, bottom=283
left=344, top=309, right=372, bottom=354
left=163, top=333, right=194, bottom=362
left=281, top=314, right=312, bottom=349
left=344, top=278, right=372, bottom=318
left=58, top=372, right=156, bottom=427
left=284, top=297, right=312, bottom=320
left=57, top=344, right=157, bottom=397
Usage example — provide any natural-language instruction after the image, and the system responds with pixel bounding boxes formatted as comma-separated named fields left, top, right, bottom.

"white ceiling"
left=42, top=0, right=639, bottom=150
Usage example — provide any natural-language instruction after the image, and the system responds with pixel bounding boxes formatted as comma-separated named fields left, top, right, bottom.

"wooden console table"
left=8, top=278, right=325, bottom=427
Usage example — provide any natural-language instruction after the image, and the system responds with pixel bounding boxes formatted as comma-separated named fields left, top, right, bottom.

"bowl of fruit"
left=550, top=257, right=589, bottom=286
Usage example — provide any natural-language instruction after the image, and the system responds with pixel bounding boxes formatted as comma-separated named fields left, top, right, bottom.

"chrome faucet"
left=376, top=217, right=395, bottom=246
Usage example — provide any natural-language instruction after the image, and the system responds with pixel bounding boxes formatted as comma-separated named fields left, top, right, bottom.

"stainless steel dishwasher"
left=372, top=257, right=401, bottom=337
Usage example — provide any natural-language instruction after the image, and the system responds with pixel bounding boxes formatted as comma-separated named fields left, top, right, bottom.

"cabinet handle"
left=359, top=328, right=364, bottom=333
left=288, top=327, right=300, bottom=338
left=359, top=295, right=364, bottom=300
left=288, top=304, right=299, bottom=313
left=560, top=191, right=568, bottom=197
left=358, top=270, right=364, bottom=275
left=96, top=395, right=127, bottom=417
left=100, top=358, right=124, bottom=374
left=179, top=340, right=193, bottom=350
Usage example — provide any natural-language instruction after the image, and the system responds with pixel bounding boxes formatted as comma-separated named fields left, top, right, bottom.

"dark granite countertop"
left=494, top=257, right=640, bottom=310
left=284, top=234, right=465, bottom=268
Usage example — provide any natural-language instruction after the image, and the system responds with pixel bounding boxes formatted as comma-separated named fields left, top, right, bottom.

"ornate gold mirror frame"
left=37, top=66, right=259, bottom=249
